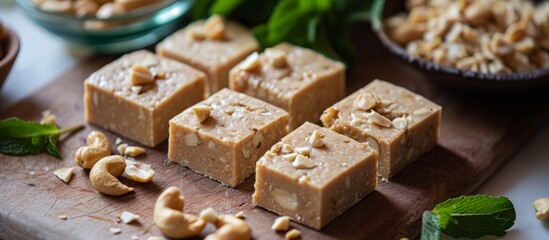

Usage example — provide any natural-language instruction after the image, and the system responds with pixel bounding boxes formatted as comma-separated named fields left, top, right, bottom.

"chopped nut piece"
left=252, top=129, right=264, bottom=148
left=184, top=132, right=201, bottom=146
left=282, top=144, right=294, bottom=154
left=392, top=116, right=409, bottom=130
left=292, top=155, right=316, bottom=169
left=285, top=229, right=301, bottom=239
left=240, top=52, right=260, bottom=72
left=271, top=188, right=298, bottom=211
left=40, top=110, right=56, bottom=125
left=191, top=106, right=211, bottom=123
left=120, top=211, right=140, bottom=224
left=282, top=153, right=298, bottom=162
left=264, top=48, right=287, bottom=68
left=234, top=211, right=245, bottom=219
left=131, top=65, right=154, bottom=86
left=125, top=146, right=146, bottom=157
left=199, top=207, right=218, bottom=223
left=117, top=143, right=128, bottom=155
left=320, top=107, right=339, bottom=128
left=130, top=86, right=142, bottom=94
left=297, top=175, right=311, bottom=184
left=125, top=162, right=155, bottom=182
left=294, top=147, right=311, bottom=157
left=205, top=15, right=226, bottom=40
left=354, top=93, right=381, bottom=111
left=115, top=137, right=122, bottom=146
left=271, top=216, right=290, bottom=231
left=53, top=167, right=74, bottom=183
left=58, top=214, right=68, bottom=220
left=110, top=227, right=122, bottom=235
left=308, top=130, right=324, bottom=148
left=534, top=198, right=549, bottom=221
left=365, top=110, right=392, bottom=128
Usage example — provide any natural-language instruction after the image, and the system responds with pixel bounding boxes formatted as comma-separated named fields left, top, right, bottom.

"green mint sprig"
left=0, top=118, right=83, bottom=158
left=421, top=195, right=516, bottom=240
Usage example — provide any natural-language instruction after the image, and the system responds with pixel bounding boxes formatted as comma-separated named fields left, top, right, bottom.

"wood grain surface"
left=1, top=28, right=548, bottom=240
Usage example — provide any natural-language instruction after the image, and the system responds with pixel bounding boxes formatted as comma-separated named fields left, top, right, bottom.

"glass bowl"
left=15, top=0, right=195, bottom=53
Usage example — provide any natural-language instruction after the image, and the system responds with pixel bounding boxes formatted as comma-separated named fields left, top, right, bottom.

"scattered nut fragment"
left=365, top=110, right=392, bottom=128
left=130, top=86, right=143, bottom=94
left=89, top=156, right=134, bottom=196
left=40, top=110, right=57, bottom=125
left=154, top=187, right=206, bottom=238
left=115, top=137, right=122, bottom=145
left=204, top=15, right=226, bottom=40
left=298, top=175, right=311, bottom=184
left=308, top=130, right=324, bottom=148
left=117, top=143, right=128, bottom=155
left=125, top=146, right=146, bottom=157
left=271, top=216, right=290, bottom=231
left=184, top=132, right=201, bottom=147
left=240, top=52, right=260, bottom=72
left=75, top=131, right=112, bottom=169
left=234, top=211, right=245, bottom=219
left=53, top=167, right=74, bottom=183
left=199, top=207, right=218, bottom=223
left=131, top=65, right=154, bottom=86
left=264, top=48, right=287, bottom=68
left=58, top=214, right=68, bottom=220
left=282, top=144, right=294, bottom=154
left=392, top=116, right=409, bottom=130
left=125, top=162, right=155, bottom=183
left=205, top=215, right=252, bottom=240
left=534, top=198, right=549, bottom=221
left=285, top=229, right=301, bottom=239
left=292, top=155, right=316, bottom=169
left=120, top=211, right=140, bottom=224
left=320, top=107, right=339, bottom=128
left=354, top=93, right=381, bottom=111
left=192, top=106, right=212, bottom=123
left=282, top=153, right=298, bottom=162
left=110, top=227, right=122, bottom=235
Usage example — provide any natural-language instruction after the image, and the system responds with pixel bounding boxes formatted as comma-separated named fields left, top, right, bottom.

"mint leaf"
left=0, top=118, right=82, bottom=158
left=433, top=195, right=516, bottom=239
left=210, top=0, right=245, bottom=16
left=421, top=211, right=441, bottom=240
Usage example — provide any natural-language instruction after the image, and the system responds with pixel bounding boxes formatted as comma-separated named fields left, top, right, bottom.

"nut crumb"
left=40, top=110, right=56, bottom=125
left=117, top=143, right=128, bottom=155
left=110, top=227, right=122, bottom=235
left=282, top=153, right=298, bottom=162
left=130, top=86, right=143, bottom=94
left=240, top=52, right=260, bottom=72
left=298, top=175, right=311, bottom=184
left=53, top=167, right=74, bottom=183
left=354, top=93, right=381, bottom=111
left=234, top=211, right=245, bottom=219
left=131, top=65, right=154, bottom=86
left=392, top=116, right=409, bottom=130
left=125, top=146, right=146, bottom=157
left=285, top=229, right=301, bottom=239
left=120, top=211, right=140, bottom=224
left=294, top=147, right=311, bottom=157
left=58, top=214, right=68, bottom=220
left=271, top=216, right=290, bottom=231
left=184, top=132, right=201, bottom=146
left=265, top=48, right=287, bottom=68
left=534, top=198, right=549, bottom=221
left=282, top=144, right=294, bottom=154
left=115, top=137, right=122, bottom=146
left=192, top=105, right=212, bottom=123
left=365, top=110, right=392, bottom=128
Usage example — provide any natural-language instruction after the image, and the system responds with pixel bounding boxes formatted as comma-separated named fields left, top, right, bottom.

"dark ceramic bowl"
left=375, top=0, right=549, bottom=92
left=0, top=26, right=20, bottom=92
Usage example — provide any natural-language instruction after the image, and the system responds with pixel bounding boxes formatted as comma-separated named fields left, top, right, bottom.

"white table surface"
left=1, top=2, right=548, bottom=239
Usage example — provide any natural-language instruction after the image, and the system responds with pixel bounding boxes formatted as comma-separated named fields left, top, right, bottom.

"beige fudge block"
left=253, top=122, right=378, bottom=230
left=157, top=17, right=259, bottom=93
left=321, top=80, right=442, bottom=179
left=84, top=50, right=207, bottom=147
left=229, top=43, right=346, bottom=130
left=168, top=89, right=289, bottom=187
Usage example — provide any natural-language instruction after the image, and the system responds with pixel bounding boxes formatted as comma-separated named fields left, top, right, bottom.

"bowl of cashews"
left=376, top=0, right=549, bottom=92
left=15, top=0, right=195, bottom=53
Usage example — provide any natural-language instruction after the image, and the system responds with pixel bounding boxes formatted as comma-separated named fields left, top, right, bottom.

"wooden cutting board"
left=1, top=28, right=548, bottom=240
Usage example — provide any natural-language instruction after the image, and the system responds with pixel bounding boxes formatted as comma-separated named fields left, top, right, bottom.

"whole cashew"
left=75, top=131, right=112, bottom=169
left=89, top=155, right=134, bottom=195
left=154, top=187, right=206, bottom=239
left=205, top=215, right=252, bottom=240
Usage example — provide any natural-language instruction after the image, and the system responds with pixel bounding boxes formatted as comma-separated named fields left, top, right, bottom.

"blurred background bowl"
left=0, top=25, right=20, bottom=91
left=15, top=0, right=194, bottom=53
left=376, top=0, right=549, bottom=92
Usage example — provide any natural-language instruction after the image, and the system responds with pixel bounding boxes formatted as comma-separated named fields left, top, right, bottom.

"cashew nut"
left=154, top=187, right=206, bottom=239
left=75, top=131, right=112, bottom=169
left=89, top=155, right=134, bottom=195
left=534, top=198, right=549, bottom=221
left=205, top=215, right=252, bottom=240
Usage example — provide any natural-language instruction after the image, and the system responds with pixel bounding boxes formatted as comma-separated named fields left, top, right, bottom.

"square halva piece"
left=321, top=80, right=441, bottom=179
left=168, top=89, right=289, bottom=187
left=229, top=43, right=345, bottom=130
left=84, top=50, right=207, bottom=147
left=253, top=122, right=378, bottom=230
left=157, top=15, right=259, bottom=93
